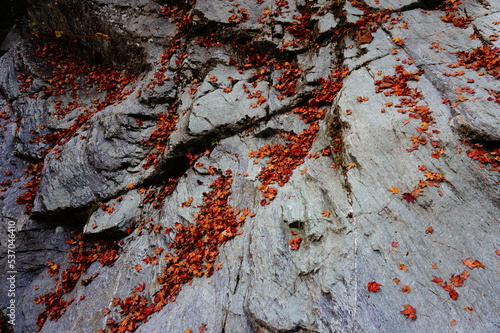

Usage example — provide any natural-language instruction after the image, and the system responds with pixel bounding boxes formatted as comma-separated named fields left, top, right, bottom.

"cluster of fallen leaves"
left=26, top=0, right=498, bottom=331
left=282, top=12, right=312, bottom=48
left=102, top=170, right=254, bottom=332
left=367, top=254, right=486, bottom=322
left=399, top=166, right=445, bottom=203
left=431, top=258, right=485, bottom=301
left=455, top=46, right=500, bottom=79
left=375, top=63, right=445, bottom=158
left=35, top=232, right=119, bottom=330
left=464, top=143, right=500, bottom=171
left=142, top=110, right=179, bottom=169
left=273, top=62, right=302, bottom=98
left=14, top=36, right=136, bottom=212
left=437, top=0, right=472, bottom=29
left=249, top=67, right=348, bottom=204
left=353, top=10, right=391, bottom=44
left=374, top=64, right=423, bottom=99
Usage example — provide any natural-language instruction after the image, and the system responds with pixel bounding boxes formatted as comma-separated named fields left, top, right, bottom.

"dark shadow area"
left=0, top=0, right=26, bottom=56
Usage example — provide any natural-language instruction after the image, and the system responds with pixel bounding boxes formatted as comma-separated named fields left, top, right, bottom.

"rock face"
left=0, top=0, right=499, bottom=332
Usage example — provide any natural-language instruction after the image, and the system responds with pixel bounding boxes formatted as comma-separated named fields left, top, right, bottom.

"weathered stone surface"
left=0, top=1, right=499, bottom=333
left=32, top=96, right=159, bottom=214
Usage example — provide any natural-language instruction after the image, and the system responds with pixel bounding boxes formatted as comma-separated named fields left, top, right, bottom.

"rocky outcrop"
left=0, top=0, right=499, bottom=332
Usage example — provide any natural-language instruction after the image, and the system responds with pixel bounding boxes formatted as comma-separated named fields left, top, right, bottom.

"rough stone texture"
left=0, top=1, right=499, bottom=333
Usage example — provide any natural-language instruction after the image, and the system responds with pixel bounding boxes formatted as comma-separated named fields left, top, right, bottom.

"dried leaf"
left=400, top=305, right=417, bottom=320
left=431, top=276, right=443, bottom=284
left=462, top=258, right=485, bottom=269
left=398, top=264, right=408, bottom=271
left=388, top=187, right=399, bottom=194
left=289, top=236, right=302, bottom=251
left=367, top=281, right=383, bottom=292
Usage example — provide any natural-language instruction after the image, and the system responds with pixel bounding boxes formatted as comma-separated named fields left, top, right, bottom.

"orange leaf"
left=347, top=162, right=357, bottom=169
left=134, top=264, right=142, bottom=272
left=181, top=197, right=194, bottom=207
left=462, top=258, right=485, bottom=269
left=388, top=187, right=399, bottom=194
left=393, top=278, right=400, bottom=284
left=322, top=210, right=331, bottom=217
left=464, top=306, right=473, bottom=312
left=411, top=186, right=423, bottom=198
left=398, top=264, right=408, bottom=271
left=394, top=36, right=406, bottom=45
left=367, top=281, right=383, bottom=292
left=425, top=226, right=434, bottom=234
left=289, top=236, right=302, bottom=251
left=451, top=320, right=456, bottom=326
left=400, top=285, right=411, bottom=293
left=400, top=304, right=417, bottom=320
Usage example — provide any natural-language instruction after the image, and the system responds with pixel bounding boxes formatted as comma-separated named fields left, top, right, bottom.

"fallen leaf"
left=388, top=187, right=399, bottom=194
left=462, top=258, right=485, bottom=269
left=367, top=281, right=383, bottom=292
left=398, top=264, right=408, bottom=271
left=347, top=162, right=357, bottom=169
left=181, top=197, right=194, bottom=207
left=357, top=30, right=373, bottom=44
left=393, top=278, right=400, bottom=284
left=402, top=192, right=417, bottom=203
left=134, top=264, right=142, bottom=272
left=289, top=236, right=302, bottom=251
left=392, top=36, right=405, bottom=45
left=449, top=288, right=459, bottom=300
left=411, top=186, right=423, bottom=198
left=425, top=227, right=434, bottom=234
left=451, top=319, right=456, bottom=326
left=322, top=210, right=331, bottom=217
left=464, top=306, right=473, bottom=312
left=401, top=285, right=411, bottom=293
left=431, top=276, right=443, bottom=284
left=400, top=304, right=417, bottom=320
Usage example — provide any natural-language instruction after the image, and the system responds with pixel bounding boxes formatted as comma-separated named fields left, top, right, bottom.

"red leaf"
left=400, top=304, right=417, bottom=320
left=431, top=276, right=443, bottom=284
left=289, top=236, right=302, bottom=250
left=367, top=281, right=382, bottom=292
left=449, top=288, right=459, bottom=300
left=402, top=192, right=417, bottom=203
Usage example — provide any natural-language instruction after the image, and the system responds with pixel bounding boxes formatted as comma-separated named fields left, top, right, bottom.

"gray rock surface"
left=0, top=1, right=499, bottom=333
